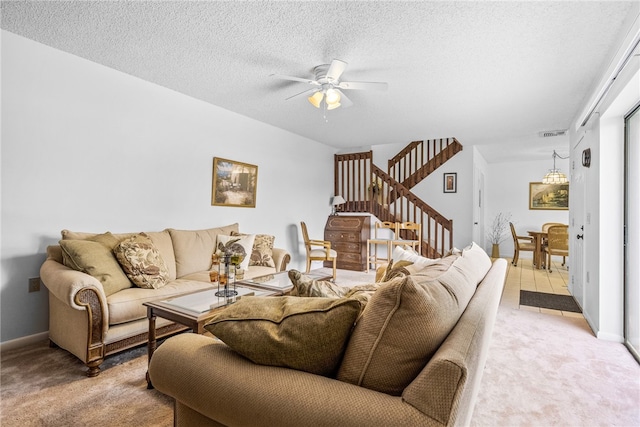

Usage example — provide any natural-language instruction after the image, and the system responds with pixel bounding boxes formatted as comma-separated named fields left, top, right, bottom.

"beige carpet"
left=2, top=269, right=638, bottom=426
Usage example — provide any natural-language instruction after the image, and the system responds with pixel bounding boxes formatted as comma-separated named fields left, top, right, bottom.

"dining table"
left=527, top=230, right=548, bottom=269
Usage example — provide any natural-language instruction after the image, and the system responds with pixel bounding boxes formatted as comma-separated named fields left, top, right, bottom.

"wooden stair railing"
left=388, top=138, right=463, bottom=190
left=334, top=151, right=453, bottom=258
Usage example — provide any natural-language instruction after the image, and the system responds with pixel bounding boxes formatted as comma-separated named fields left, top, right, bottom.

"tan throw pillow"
left=215, top=234, right=256, bottom=270
left=232, top=231, right=276, bottom=268
left=113, top=233, right=170, bottom=289
left=205, top=296, right=361, bottom=377
left=59, top=232, right=133, bottom=296
left=288, top=269, right=348, bottom=298
left=288, top=270, right=378, bottom=314
left=336, top=255, right=476, bottom=396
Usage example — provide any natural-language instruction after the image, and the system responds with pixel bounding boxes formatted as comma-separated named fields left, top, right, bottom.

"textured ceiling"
left=1, top=1, right=637, bottom=161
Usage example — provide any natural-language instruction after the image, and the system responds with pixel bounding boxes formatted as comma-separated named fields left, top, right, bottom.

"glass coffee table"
left=144, top=285, right=276, bottom=388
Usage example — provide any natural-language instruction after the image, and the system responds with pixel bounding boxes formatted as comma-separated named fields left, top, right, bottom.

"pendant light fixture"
left=542, top=150, right=570, bottom=184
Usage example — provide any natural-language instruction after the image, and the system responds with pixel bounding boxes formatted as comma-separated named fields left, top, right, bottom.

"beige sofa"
left=40, top=223, right=290, bottom=377
left=149, top=243, right=507, bottom=426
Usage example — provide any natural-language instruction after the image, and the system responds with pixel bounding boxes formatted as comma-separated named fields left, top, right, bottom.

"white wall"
left=568, top=4, right=639, bottom=341
left=1, top=31, right=336, bottom=343
left=485, top=154, right=570, bottom=258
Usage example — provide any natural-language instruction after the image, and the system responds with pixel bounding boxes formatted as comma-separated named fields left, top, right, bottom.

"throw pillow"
left=59, top=232, right=133, bottom=296
left=204, top=296, right=361, bottom=377
left=288, top=269, right=348, bottom=298
left=231, top=231, right=276, bottom=268
left=336, top=254, right=476, bottom=396
left=215, top=234, right=256, bottom=270
left=391, top=245, right=441, bottom=270
left=288, top=270, right=379, bottom=315
left=113, top=233, right=170, bottom=289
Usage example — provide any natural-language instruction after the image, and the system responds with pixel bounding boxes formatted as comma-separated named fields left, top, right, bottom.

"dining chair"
left=391, top=221, right=422, bottom=253
left=509, top=222, right=535, bottom=267
left=367, top=221, right=397, bottom=273
left=300, top=221, right=337, bottom=280
left=545, top=225, right=569, bottom=272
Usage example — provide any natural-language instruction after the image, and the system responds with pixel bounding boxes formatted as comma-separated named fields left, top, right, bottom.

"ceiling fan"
left=271, top=59, right=388, bottom=110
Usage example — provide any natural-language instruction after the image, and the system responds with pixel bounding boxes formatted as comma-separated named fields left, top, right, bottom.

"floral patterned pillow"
left=231, top=232, right=276, bottom=268
left=113, top=232, right=169, bottom=289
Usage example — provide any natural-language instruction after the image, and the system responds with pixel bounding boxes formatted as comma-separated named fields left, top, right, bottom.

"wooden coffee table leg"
left=146, top=307, right=157, bottom=389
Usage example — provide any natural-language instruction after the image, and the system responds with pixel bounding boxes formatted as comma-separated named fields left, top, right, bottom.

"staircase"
left=334, top=143, right=461, bottom=258
left=388, top=138, right=463, bottom=189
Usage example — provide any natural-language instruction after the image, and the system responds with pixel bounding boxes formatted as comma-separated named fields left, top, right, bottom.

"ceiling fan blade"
left=270, top=74, right=320, bottom=86
left=326, top=59, right=347, bottom=81
left=285, top=87, right=318, bottom=100
left=336, top=89, right=353, bottom=108
left=337, top=81, right=388, bottom=91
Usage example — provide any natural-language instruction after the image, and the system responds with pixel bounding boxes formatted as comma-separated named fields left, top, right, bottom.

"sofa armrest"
left=150, top=334, right=438, bottom=427
left=40, top=258, right=108, bottom=311
left=272, top=247, right=291, bottom=272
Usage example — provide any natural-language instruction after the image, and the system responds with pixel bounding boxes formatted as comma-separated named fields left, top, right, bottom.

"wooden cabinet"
left=324, top=215, right=370, bottom=271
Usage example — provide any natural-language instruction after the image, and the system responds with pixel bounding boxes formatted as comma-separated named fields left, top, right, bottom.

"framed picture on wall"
left=529, top=182, right=569, bottom=210
left=212, top=157, right=258, bottom=208
left=443, top=172, right=457, bottom=193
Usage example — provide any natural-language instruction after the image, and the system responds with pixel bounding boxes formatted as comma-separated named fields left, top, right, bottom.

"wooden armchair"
left=300, top=221, right=337, bottom=280
left=509, top=222, right=535, bottom=267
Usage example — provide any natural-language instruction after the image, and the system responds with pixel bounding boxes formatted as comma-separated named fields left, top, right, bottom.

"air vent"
left=538, top=130, right=567, bottom=138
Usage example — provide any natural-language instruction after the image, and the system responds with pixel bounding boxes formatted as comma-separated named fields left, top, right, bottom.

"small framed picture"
left=443, top=172, right=457, bottom=193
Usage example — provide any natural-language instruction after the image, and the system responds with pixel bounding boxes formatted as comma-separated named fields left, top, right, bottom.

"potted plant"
left=486, top=212, right=512, bottom=258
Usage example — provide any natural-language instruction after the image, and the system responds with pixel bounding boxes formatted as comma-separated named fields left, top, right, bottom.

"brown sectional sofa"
left=149, top=243, right=507, bottom=426
left=40, top=223, right=290, bottom=376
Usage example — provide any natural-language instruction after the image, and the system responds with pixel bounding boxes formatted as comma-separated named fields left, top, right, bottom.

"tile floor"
left=500, top=256, right=583, bottom=319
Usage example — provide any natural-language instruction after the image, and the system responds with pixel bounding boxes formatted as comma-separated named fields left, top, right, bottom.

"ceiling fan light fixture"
left=308, top=91, right=323, bottom=108
left=327, top=102, right=341, bottom=110
left=325, top=88, right=341, bottom=106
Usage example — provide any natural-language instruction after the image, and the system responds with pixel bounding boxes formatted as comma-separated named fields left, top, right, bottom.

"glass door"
left=624, top=103, right=640, bottom=363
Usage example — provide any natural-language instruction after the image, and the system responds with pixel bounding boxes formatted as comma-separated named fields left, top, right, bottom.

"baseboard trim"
left=0, top=331, right=49, bottom=353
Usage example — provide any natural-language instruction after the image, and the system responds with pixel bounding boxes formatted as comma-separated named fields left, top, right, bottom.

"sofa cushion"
left=336, top=253, right=480, bottom=396
left=113, top=233, right=170, bottom=289
left=232, top=231, right=276, bottom=268
left=107, top=279, right=213, bottom=325
left=169, top=224, right=239, bottom=278
left=215, top=234, right=255, bottom=270
left=204, top=296, right=361, bottom=377
left=59, top=233, right=133, bottom=296
left=143, top=230, right=177, bottom=281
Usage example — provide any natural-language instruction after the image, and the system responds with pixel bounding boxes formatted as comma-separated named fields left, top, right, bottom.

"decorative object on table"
left=216, top=253, right=242, bottom=298
left=529, top=182, right=569, bottom=210
left=214, top=238, right=248, bottom=298
left=211, top=157, right=258, bottom=208
left=443, top=172, right=457, bottom=193
left=541, top=150, right=570, bottom=184
left=331, top=195, right=346, bottom=215
left=486, top=212, right=512, bottom=258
